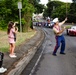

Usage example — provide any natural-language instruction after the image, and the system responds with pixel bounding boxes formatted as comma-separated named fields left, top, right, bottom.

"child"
left=0, top=52, right=7, bottom=73
left=7, top=21, right=18, bottom=58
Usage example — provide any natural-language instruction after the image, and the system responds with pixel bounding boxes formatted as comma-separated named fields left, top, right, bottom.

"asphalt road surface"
left=21, top=27, right=76, bottom=75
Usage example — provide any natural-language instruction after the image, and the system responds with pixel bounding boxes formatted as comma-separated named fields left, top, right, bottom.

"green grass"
left=0, top=30, right=36, bottom=53
left=65, top=25, right=72, bottom=29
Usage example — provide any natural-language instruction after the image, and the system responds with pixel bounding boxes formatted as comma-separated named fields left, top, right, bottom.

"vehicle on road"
left=66, top=26, right=76, bottom=36
left=44, top=21, right=54, bottom=28
left=50, top=21, right=54, bottom=28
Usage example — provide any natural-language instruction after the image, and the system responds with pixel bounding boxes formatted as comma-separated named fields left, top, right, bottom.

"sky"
left=40, top=0, right=72, bottom=5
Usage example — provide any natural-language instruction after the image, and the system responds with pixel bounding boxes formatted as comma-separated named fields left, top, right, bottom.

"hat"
left=53, top=18, right=59, bottom=23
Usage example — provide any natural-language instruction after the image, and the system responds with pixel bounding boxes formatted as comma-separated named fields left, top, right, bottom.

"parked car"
left=66, top=26, right=76, bottom=36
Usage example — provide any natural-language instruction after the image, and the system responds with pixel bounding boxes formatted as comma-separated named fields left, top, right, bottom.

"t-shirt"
left=8, top=28, right=15, bottom=38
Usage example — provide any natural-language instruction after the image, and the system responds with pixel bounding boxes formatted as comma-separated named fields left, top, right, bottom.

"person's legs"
left=11, top=43, right=15, bottom=55
left=60, top=35, right=65, bottom=53
left=0, top=53, right=4, bottom=68
left=0, top=53, right=7, bottom=73
left=0, top=61, right=2, bottom=68
left=53, top=36, right=61, bottom=55
left=9, top=43, right=17, bottom=58
left=9, top=43, right=12, bottom=54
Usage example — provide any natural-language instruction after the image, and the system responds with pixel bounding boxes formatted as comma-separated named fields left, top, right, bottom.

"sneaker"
left=9, top=54, right=17, bottom=58
left=0, top=67, right=7, bottom=73
left=60, top=52, right=66, bottom=55
left=52, top=53, right=57, bottom=56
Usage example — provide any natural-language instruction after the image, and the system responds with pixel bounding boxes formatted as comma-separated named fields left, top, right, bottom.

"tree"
left=51, top=3, right=70, bottom=21
left=34, top=4, right=44, bottom=14
left=21, top=0, right=35, bottom=32
left=69, top=3, right=76, bottom=23
left=29, top=0, right=44, bottom=14
left=0, top=0, right=35, bottom=31
left=0, top=0, right=19, bottom=30
left=0, top=0, right=44, bottom=31
left=72, top=0, right=76, bottom=3
left=43, top=1, right=64, bottom=18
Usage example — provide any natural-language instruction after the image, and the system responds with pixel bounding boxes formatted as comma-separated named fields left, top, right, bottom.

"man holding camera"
left=52, top=18, right=67, bottom=56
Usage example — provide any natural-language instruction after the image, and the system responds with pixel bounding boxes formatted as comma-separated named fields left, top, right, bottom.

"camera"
left=14, top=22, right=18, bottom=31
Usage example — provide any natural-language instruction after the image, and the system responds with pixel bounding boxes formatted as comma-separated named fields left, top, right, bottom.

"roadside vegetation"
left=65, top=25, right=72, bottom=29
left=0, top=0, right=44, bottom=31
left=43, top=0, right=76, bottom=23
left=0, top=30, right=36, bottom=52
left=0, top=0, right=44, bottom=52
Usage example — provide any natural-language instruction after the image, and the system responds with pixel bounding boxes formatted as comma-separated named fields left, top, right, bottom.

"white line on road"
left=29, top=47, right=44, bottom=75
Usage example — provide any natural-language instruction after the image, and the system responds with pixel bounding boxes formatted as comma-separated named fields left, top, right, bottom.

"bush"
left=0, top=20, right=7, bottom=30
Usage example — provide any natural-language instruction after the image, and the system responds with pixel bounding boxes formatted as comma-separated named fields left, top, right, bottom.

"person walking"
left=52, top=18, right=67, bottom=56
left=7, top=21, right=18, bottom=58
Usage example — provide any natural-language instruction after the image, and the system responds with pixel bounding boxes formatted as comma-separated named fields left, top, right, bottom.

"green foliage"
left=52, top=3, right=70, bottom=21
left=43, top=1, right=64, bottom=17
left=0, top=0, right=19, bottom=30
left=30, top=20, right=33, bottom=29
left=68, top=3, right=76, bottom=23
left=22, top=0, right=35, bottom=32
left=21, top=18, right=26, bottom=25
left=43, top=8, right=49, bottom=18
left=34, top=4, right=44, bottom=14
left=0, top=20, right=7, bottom=30
left=0, top=0, right=44, bottom=31
left=29, top=0, right=44, bottom=14
left=43, top=0, right=76, bottom=23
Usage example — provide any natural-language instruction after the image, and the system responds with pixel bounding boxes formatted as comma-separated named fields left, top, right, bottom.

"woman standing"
left=7, top=21, right=18, bottom=58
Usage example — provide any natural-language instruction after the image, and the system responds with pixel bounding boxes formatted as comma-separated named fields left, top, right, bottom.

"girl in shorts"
left=7, top=21, right=18, bottom=58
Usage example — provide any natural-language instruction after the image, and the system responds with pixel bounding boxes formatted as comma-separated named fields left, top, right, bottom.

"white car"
left=66, top=26, right=76, bottom=35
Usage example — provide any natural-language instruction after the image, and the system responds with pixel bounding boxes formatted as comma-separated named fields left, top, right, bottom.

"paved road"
left=21, top=27, right=76, bottom=75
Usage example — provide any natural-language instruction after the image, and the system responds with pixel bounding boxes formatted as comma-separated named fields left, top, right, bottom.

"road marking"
left=29, top=47, right=44, bottom=75
left=29, top=28, right=52, bottom=75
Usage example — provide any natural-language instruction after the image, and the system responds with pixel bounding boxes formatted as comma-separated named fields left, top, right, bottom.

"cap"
left=53, top=18, right=59, bottom=23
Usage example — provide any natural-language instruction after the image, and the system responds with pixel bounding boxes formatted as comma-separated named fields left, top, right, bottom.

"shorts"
left=8, top=37, right=16, bottom=43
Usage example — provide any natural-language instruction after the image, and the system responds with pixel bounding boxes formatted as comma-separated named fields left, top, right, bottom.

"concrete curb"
left=7, top=28, right=45, bottom=75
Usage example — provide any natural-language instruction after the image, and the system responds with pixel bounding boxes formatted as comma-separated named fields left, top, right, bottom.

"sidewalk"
left=1, top=28, right=44, bottom=75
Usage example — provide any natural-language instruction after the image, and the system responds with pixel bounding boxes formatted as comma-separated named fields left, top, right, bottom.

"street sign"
left=18, top=2, right=22, bottom=9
